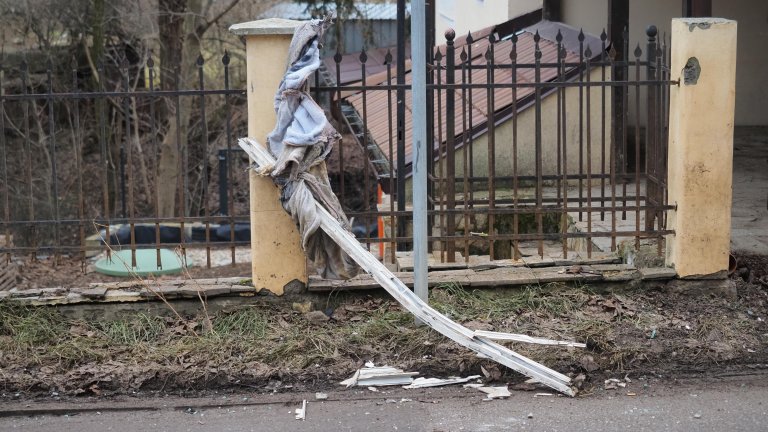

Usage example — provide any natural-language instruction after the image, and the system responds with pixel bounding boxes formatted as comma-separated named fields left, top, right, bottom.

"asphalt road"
left=2, top=375, right=767, bottom=431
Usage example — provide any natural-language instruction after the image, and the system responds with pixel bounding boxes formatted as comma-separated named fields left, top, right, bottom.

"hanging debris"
left=263, top=16, right=360, bottom=280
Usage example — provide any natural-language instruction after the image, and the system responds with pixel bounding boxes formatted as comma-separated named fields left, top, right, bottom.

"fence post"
left=665, top=18, right=737, bottom=278
left=230, top=18, right=307, bottom=295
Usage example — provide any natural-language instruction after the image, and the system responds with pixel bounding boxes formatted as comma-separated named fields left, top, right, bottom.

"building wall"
left=713, top=0, right=768, bottom=126
left=436, top=0, right=541, bottom=42
left=454, top=68, right=611, bottom=182
left=560, top=0, right=768, bottom=126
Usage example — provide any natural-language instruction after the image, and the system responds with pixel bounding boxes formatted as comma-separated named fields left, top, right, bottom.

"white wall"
left=713, top=0, right=768, bottom=125
left=560, top=0, right=768, bottom=126
left=436, top=0, right=541, bottom=42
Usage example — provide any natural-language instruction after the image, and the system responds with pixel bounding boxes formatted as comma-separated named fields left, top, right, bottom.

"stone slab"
left=229, top=18, right=302, bottom=36
left=639, top=267, right=678, bottom=280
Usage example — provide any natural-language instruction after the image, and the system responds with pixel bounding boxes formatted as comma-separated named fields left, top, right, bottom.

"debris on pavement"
left=402, top=375, right=481, bottom=389
left=294, top=400, right=307, bottom=420
left=604, top=377, right=630, bottom=390
left=315, top=392, right=328, bottom=400
left=477, top=386, right=512, bottom=400
left=339, top=363, right=418, bottom=388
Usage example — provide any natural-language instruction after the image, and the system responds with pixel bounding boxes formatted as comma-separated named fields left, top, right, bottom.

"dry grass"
left=1, top=279, right=767, bottom=395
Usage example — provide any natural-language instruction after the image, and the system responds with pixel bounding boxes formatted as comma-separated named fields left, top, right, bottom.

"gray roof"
left=262, top=1, right=410, bottom=21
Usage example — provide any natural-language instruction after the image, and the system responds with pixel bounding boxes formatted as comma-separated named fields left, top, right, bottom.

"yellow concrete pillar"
left=230, top=18, right=307, bottom=295
left=665, top=18, right=737, bottom=278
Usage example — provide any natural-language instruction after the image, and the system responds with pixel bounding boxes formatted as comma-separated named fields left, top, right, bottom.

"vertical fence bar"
left=71, top=60, right=86, bottom=262
left=46, top=61, right=61, bottom=263
left=645, top=26, right=658, bottom=234
left=385, top=50, right=396, bottom=264
left=511, top=33, right=520, bottom=260
left=485, top=37, right=496, bottom=259
left=147, top=55, right=162, bottom=269
left=21, top=62, right=36, bottom=259
left=559, top=41, right=569, bottom=259
left=460, top=47, right=470, bottom=263
left=434, top=49, right=444, bottom=261
left=197, top=54, right=211, bottom=268
left=609, top=47, right=617, bottom=252
left=359, top=49, right=371, bottom=251
left=334, top=52, right=345, bottom=209
left=174, top=66, right=186, bottom=263
left=445, top=30, right=456, bottom=262
left=577, top=30, right=585, bottom=222
left=656, top=36, right=666, bottom=255
left=555, top=31, right=563, bottom=211
left=0, top=63, right=8, bottom=262
left=121, top=59, right=136, bottom=269
left=98, top=62, right=111, bottom=259
left=222, top=52, right=236, bottom=265
left=600, top=30, right=607, bottom=222
left=533, top=32, right=544, bottom=258
left=585, top=46, right=593, bottom=258
left=621, top=28, right=629, bottom=220
left=633, top=44, right=642, bottom=250
left=466, top=33, right=475, bottom=214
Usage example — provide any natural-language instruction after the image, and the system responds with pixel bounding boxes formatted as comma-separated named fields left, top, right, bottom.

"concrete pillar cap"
left=229, top=18, right=303, bottom=36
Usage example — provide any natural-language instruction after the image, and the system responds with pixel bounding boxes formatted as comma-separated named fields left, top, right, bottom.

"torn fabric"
left=265, top=17, right=360, bottom=280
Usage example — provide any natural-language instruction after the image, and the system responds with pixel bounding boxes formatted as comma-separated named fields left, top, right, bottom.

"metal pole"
left=411, top=0, right=428, bottom=303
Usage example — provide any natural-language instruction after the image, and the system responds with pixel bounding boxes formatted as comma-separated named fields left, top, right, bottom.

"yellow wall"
left=455, top=67, right=611, bottom=181
left=665, top=18, right=737, bottom=276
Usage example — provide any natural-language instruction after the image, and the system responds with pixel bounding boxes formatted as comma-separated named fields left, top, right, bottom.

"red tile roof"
left=335, top=21, right=605, bottom=174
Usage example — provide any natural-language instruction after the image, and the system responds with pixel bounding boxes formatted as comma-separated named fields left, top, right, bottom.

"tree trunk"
left=156, top=0, right=204, bottom=218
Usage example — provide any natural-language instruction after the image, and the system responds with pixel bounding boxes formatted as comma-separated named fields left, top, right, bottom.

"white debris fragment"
left=340, top=363, right=419, bottom=388
left=604, top=377, right=630, bottom=390
left=474, top=330, right=586, bottom=348
left=534, top=393, right=554, bottom=397
left=294, top=400, right=307, bottom=420
left=315, top=392, right=328, bottom=400
left=368, top=386, right=379, bottom=392
left=403, top=375, right=482, bottom=389
left=478, top=386, right=512, bottom=399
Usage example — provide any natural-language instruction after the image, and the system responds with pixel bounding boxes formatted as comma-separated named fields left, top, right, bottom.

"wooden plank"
left=239, top=138, right=576, bottom=396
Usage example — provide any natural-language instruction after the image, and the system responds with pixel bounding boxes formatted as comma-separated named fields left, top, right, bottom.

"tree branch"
left=195, top=0, right=240, bottom=38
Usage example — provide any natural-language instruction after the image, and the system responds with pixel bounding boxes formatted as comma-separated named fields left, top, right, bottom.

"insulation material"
left=265, top=17, right=359, bottom=280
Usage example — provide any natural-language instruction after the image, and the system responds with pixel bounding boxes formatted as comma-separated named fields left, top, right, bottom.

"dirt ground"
left=1, top=253, right=767, bottom=399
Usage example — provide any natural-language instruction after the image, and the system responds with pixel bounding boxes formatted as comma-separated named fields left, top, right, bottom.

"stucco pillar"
left=665, top=18, right=737, bottom=278
left=230, top=19, right=307, bottom=295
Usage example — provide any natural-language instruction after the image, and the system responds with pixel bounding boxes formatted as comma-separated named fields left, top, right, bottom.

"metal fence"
left=317, top=23, right=674, bottom=264
left=0, top=52, right=250, bottom=268
left=0, top=23, right=674, bottom=276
